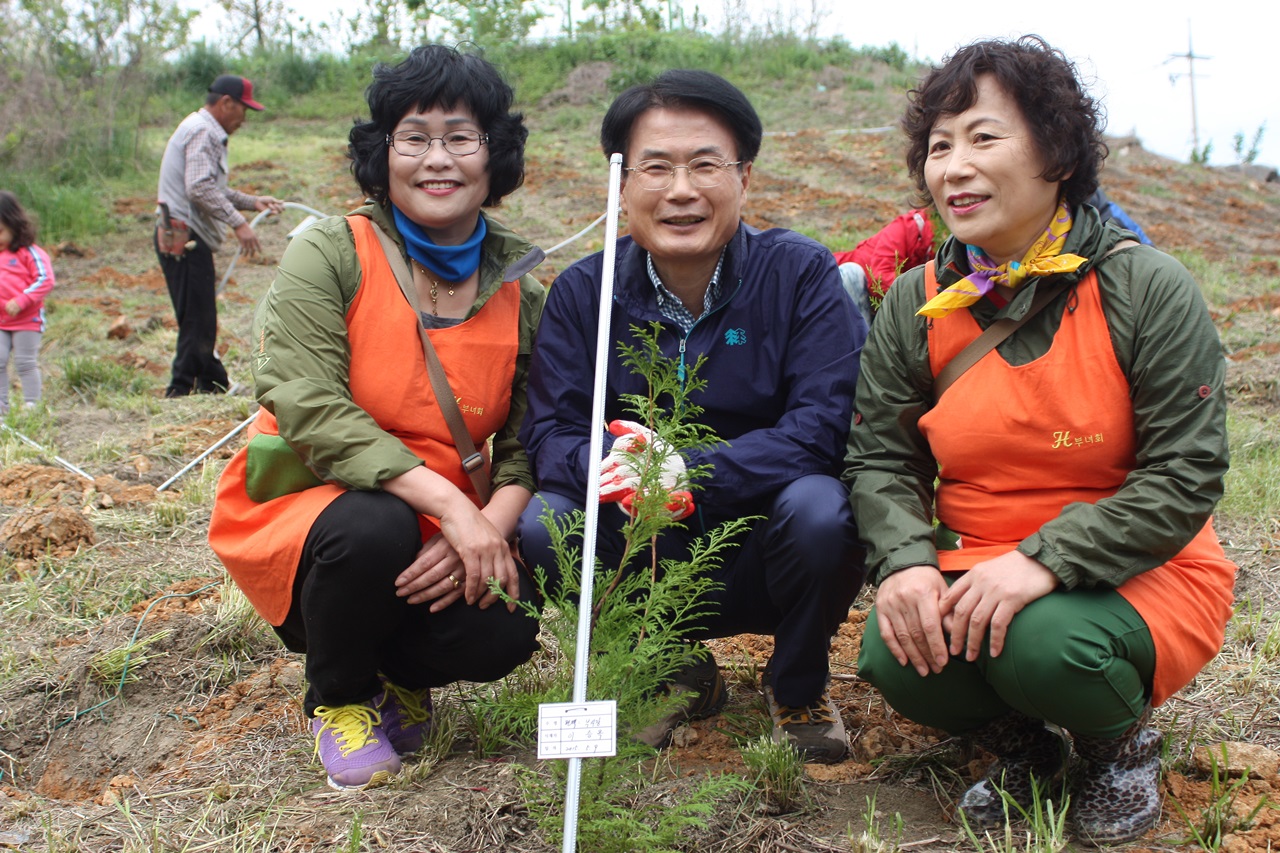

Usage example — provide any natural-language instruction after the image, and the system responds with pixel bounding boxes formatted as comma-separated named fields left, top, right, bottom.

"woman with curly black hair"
left=210, top=45, right=545, bottom=791
left=844, top=36, right=1235, bottom=844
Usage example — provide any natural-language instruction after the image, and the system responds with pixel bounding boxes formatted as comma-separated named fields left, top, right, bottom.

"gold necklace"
left=414, top=261, right=456, bottom=316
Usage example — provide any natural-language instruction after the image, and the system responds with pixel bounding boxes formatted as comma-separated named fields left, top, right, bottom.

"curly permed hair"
left=348, top=45, right=526, bottom=208
left=902, top=35, right=1107, bottom=209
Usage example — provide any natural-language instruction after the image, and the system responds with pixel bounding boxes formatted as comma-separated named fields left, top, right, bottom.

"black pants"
left=277, top=490, right=541, bottom=715
left=155, top=230, right=228, bottom=396
left=517, top=475, right=865, bottom=706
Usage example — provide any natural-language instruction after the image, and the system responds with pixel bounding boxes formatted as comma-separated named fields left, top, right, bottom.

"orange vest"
left=209, top=215, right=520, bottom=625
left=918, top=263, right=1234, bottom=706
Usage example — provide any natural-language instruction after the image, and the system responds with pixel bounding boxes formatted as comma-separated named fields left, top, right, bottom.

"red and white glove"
left=598, top=419, right=694, bottom=520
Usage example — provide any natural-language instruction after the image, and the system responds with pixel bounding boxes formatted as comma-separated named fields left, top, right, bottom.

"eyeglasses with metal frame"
left=624, top=158, right=744, bottom=191
left=386, top=130, right=489, bottom=157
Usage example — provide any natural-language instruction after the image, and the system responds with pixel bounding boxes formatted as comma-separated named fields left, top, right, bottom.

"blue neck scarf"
left=391, top=205, right=487, bottom=283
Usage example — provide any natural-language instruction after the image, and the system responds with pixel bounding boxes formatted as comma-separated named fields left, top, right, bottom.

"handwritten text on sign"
left=537, top=701, right=618, bottom=759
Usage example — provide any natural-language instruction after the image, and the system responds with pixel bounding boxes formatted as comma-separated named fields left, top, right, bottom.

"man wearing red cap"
left=155, top=74, right=283, bottom=397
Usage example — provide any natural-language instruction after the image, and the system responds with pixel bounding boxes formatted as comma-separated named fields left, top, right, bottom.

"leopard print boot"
left=1068, top=709, right=1163, bottom=846
left=956, top=712, right=1069, bottom=830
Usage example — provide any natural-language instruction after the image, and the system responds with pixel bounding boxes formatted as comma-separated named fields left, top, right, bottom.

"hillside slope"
left=1, top=63, right=1278, bottom=851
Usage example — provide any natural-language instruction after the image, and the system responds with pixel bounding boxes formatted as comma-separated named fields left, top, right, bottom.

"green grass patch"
left=1, top=176, right=113, bottom=244
left=1172, top=250, right=1272, bottom=305
left=1222, top=410, right=1280, bottom=522
left=1137, top=183, right=1177, bottom=200
left=60, top=357, right=151, bottom=397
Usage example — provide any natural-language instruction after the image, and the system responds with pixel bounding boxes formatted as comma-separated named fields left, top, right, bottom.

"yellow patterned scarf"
left=917, top=200, right=1087, bottom=319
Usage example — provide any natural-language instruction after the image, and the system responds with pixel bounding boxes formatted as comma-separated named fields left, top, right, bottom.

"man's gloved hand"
left=614, top=488, right=695, bottom=520
left=598, top=419, right=694, bottom=520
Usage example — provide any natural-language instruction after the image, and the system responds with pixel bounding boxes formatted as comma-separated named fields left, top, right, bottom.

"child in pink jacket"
left=0, top=191, right=56, bottom=412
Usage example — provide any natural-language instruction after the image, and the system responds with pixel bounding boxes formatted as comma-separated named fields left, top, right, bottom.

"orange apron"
left=209, top=215, right=520, bottom=625
left=918, top=263, right=1234, bottom=706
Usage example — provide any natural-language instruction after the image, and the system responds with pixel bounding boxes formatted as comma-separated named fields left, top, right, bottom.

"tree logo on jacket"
left=724, top=328, right=747, bottom=346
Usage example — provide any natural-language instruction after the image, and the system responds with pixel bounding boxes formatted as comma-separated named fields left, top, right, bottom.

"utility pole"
left=1166, top=21, right=1211, bottom=160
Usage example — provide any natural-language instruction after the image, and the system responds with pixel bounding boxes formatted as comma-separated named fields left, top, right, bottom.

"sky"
left=190, top=0, right=1278, bottom=169
left=805, top=0, right=1278, bottom=169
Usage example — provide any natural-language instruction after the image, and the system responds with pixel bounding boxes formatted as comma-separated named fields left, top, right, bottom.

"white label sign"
left=537, top=701, right=618, bottom=759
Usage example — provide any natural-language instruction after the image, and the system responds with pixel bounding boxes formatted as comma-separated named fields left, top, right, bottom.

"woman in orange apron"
left=208, top=46, right=546, bottom=792
left=845, top=37, right=1235, bottom=845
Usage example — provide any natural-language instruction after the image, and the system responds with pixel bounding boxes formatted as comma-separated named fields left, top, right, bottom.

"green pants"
left=858, top=584, right=1156, bottom=739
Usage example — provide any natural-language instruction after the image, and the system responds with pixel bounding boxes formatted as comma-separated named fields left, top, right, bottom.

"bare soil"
left=1, top=67, right=1278, bottom=851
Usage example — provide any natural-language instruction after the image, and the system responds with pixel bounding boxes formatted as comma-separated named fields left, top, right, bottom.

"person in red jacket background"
left=833, top=209, right=934, bottom=324
left=0, top=191, right=56, bottom=413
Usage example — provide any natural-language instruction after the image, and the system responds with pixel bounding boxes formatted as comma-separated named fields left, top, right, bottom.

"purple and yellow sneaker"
left=375, top=679, right=434, bottom=756
left=310, top=703, right=401, bottom=791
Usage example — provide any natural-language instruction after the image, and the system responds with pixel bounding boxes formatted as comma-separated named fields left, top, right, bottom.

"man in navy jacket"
left=517, top=69, right=866, bottom=762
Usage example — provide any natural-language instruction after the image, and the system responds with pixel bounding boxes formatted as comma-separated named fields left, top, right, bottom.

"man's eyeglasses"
left=624, top=158, right=743, bottom=191
left=387, top=130, right=488, bottom=157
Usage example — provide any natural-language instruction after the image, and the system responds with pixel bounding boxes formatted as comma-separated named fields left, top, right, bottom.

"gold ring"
left=448, top=573, right=460, bottom=588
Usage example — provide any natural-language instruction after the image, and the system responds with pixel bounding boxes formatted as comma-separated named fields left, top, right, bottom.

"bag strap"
left=370, top=221, right=491, bottom=503
left=931, top=240, right=1139, bottom=402
left=931, top=272, right=1069, bottom=402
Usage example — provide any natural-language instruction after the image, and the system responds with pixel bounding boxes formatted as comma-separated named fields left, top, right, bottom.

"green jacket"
left=251, top=202, right=546, bottom=493
left=843, top=206, right=1229, bottom=588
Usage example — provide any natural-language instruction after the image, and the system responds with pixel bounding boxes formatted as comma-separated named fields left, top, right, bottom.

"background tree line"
left=0, top=0, right=905, bottom=241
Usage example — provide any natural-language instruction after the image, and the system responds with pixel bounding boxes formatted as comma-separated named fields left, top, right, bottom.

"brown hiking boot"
left=762, top=669, right=848, bottom=764
left=634, top=650, right=727, bottom=749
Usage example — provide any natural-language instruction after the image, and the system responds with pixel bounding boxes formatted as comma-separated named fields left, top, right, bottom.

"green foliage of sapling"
left=507, top=321, right=754, bottom=849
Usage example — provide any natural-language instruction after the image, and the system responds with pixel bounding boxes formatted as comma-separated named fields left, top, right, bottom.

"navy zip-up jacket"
left=521, top=223, right=865, bottom=530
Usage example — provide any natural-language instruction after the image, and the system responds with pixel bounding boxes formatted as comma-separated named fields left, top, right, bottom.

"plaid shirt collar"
left=645, top=249, right=726, bottom=335
left=197, top=108, right=229, bottom=146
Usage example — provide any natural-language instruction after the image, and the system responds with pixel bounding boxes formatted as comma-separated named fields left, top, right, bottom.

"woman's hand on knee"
left=439, top=500, right=520, bottom=612
left=875, top=566, right=950, bottom=677
left=940, top=551, right=1058, bottom=660
left=395, top=534, right=465, bottom=608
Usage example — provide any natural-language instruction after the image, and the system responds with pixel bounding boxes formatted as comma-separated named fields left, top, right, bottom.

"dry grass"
left=1, top=71, right=1278, bottom=853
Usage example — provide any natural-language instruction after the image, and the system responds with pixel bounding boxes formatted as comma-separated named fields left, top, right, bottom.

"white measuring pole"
left=156, top=410, right=259, bottom=492
left=1, top=425, right=94, bottom=481
left=562, top=153, right=625, bottom=853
